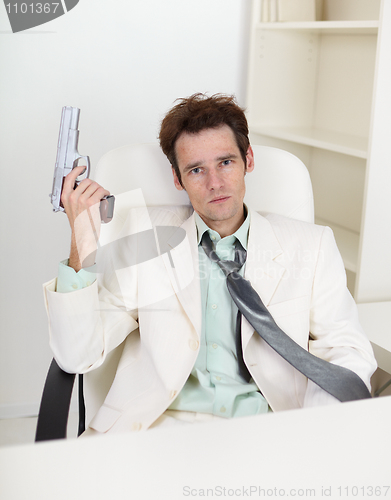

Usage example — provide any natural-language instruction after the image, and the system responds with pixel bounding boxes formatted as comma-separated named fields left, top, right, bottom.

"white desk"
left=1, top=396, right=390, bottom=500
left=357, top=301, right=391, bottom=373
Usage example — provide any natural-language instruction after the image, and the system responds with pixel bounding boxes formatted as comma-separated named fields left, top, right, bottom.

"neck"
left=199, top=205, right=246, bottom=238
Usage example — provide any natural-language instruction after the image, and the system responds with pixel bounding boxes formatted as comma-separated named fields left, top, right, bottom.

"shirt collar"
left=195, top=204, right=250, bottom=250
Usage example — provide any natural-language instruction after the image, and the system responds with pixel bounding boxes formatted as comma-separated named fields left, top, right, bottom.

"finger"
left=75, top=179, right=110, bottom=200
left=61, top=177, right=92, bottom=217
left=63, top=165, right=88, bottom=192
left=63, top=179, right=109, bottom=211
left=70, top=183, right=110, bottom=216
left=61, top=174, right=87, bottom=209
left=63, top=177, right=96, bottom=205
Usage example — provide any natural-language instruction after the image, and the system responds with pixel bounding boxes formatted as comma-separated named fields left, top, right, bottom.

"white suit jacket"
left=43, top=207, right=377, bottom=434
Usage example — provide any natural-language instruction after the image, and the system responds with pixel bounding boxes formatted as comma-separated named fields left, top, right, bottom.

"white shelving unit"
left=256, top=20, right=379, bottom=34
left=246, top=0, right=391, bottom=303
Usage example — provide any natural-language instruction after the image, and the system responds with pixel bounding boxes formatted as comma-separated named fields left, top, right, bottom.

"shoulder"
left=99, top=204, right=193, bottom=246
left=251, top=209, right=325, bottom=234
left=147, top=205, right=194, bottom=227
left=250, top=210, right=331, bottom=250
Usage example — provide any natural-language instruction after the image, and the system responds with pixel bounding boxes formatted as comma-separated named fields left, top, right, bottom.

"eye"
left=190, top=167, right=202, bottom=175
left=222, top=159, right=232, bottom=166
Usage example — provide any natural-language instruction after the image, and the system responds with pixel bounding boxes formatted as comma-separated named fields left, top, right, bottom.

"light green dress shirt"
left=56, top=260, right=96, bottom=293
left=168, top=211, right=270, bottom=417
left=57, top=209, right=270, bottom=417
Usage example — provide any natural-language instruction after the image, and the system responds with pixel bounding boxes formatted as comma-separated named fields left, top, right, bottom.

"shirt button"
left=72, top=283, right=78, bottom=289
left=86, top=281, right=91, bottom=286
left=170, top=390, right=177, bottom=399
left=131, top=422, right=142, bottom=431
left=189, top=339, right=199, bottom=351
left=215, top=376, right=221, bottom=381
left=220, top=406, right=226, bottom=413
left=211, top=235, right=216, bottom=241
left=212, top=343, right=218, bottom=349
left=211, top=304, right=217, bottom=310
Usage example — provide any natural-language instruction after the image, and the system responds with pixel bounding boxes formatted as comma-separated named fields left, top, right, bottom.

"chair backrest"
left=83, top=143, right=314, bottom=424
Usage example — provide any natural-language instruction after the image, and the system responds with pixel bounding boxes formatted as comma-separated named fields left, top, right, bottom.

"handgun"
left=50, top=106, right=115, bottom=223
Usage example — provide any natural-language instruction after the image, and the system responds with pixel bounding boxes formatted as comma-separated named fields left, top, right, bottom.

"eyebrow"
left=182, top=153, right=239, bottom=174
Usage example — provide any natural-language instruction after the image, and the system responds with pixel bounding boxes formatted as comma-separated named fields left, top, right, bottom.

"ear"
left=245, top=146, right=255, bottom=173
left=172, top=167, right=184, bottom=191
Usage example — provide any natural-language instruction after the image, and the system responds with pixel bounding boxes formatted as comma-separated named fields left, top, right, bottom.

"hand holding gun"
left=50, top=106, right=115, bottom=271
left=50, top=106, right=115, bottom=223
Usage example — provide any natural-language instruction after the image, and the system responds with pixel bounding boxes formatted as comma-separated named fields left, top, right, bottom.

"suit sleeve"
left=43, top=211, right=141, bottom=374
left=43, top=205, right=190, bottom=375
left=303, top=226, right=377, bottom=407
left=43, top=275, right=139, bottom=375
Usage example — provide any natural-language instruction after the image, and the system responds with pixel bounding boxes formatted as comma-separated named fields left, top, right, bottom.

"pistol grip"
left=100, top=195, right=115, bottom=223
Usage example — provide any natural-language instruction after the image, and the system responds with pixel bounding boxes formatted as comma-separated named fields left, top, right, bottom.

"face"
left=172, top=125, right=254, bottom=237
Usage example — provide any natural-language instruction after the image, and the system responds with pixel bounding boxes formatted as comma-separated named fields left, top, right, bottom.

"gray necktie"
left=204, top=235, right=252, bottom=382
left=201, top=232, right=371, bottom=402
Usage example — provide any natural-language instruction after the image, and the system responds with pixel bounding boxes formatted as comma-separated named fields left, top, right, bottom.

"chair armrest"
left=35, top=358, right=84, bottom=441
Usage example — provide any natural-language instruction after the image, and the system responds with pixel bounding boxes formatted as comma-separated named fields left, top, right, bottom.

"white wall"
left=0, top=0, right=251, bottom=417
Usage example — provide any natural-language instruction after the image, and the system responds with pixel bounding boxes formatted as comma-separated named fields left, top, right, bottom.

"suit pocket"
left=89, top=405, right=122, bottom=433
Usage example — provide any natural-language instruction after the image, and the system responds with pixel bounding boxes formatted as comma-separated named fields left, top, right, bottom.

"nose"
left=206, top=169, right=223, bottom=191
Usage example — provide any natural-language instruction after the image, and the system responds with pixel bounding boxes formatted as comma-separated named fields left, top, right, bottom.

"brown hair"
left=159, top=93, right=250, bottom=187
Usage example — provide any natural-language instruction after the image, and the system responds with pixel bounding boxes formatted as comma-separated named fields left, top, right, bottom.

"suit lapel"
left=160, top=209, right=286, bottom=348
left=241, top=210, right=286, bottom=350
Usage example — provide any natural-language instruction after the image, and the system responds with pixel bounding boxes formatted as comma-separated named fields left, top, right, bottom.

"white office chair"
left=95, top=142, right=313, bottom=222
left=36, top=143, right=314, bottom=440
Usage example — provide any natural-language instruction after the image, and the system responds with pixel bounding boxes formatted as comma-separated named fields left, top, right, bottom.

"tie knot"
left=201, top=232, right=247, bottom=277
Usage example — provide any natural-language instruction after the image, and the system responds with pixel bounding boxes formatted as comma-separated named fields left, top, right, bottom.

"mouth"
left=209, top=196, right=230, bottom=204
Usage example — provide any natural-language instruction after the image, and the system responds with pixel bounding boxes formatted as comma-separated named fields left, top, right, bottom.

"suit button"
left=189, top=339, right=199, bottom=351
left=131, top=422, right=142, bottom=431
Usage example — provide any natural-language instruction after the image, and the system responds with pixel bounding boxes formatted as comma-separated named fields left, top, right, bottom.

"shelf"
left=256, top=20, right=379, bottom=35
left=250, top=125, right=368, bottom=158
left=248, top=0, right=391, bottom=302
left=316, top=218, right=359, bottom=273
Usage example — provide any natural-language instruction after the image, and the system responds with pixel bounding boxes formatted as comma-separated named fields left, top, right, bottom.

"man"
left=44, top=94, right=377, bottom=434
